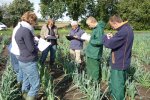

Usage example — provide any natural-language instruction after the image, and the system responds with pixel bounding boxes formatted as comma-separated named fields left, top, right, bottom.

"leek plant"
left=0, top=60, right=22, bottom=100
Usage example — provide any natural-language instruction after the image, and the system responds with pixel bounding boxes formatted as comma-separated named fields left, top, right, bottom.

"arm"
left=23, top=29, right=36, bottom=53
left=103, top=32, right=126, bottom=49
left=76, top=30, right=85, bottom=41
left=40, top=25, right=46, bottom=39
left=54, top=27, right=59, bottom=38
left=90, top=21, right=106, bottom=46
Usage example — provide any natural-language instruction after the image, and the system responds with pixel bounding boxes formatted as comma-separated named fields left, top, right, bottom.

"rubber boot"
left=26, top=96, right=35, bottom=100
left=22, top=92, right=27, bottom=100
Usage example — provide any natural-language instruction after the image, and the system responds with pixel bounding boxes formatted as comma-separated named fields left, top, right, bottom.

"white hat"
left=71, top=21, right=78, bottom=26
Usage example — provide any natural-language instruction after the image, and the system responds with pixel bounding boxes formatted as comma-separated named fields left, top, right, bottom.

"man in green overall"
left=85, top=16, right=106, bottom=82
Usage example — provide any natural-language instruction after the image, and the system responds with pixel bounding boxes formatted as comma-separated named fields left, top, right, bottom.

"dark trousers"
left=40, top=45, right=57, bottom=65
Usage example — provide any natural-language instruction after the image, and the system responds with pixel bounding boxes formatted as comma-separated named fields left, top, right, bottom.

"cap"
left=71, top=21, right=78, bottom=26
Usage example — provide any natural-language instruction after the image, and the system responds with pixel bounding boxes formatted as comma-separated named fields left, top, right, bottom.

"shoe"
left=16, top=82, right=22, bottom=89
left=26, top=96, right=35, bottom=100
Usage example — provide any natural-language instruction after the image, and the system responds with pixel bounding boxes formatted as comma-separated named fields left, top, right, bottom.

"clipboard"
left=46, top=35, right=57, bottom=40
left=66, top=36, right=75, bottom=41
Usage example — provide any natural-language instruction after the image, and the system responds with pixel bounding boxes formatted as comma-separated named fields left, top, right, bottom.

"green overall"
left=85, top=21, right=106, bottom=81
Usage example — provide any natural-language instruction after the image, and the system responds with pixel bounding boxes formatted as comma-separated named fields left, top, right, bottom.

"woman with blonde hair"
left=15, top=11, right=40, bottom=100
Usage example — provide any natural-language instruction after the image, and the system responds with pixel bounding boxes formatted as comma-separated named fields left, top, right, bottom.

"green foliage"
left=116, top=0, right=150, bottom=30
left=64, top=0, right=87, bottom=20
left=3, top=0, right=34, bottom=27
left=40, top=0, right=66, bottom=20
left=0, top=9, right=3, bottom=21
left=0, top=61, right=22, bottom=100
left=86, top=0, right=116, bottom=21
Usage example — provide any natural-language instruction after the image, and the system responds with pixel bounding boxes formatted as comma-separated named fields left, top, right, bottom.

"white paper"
left=38, top=38, right=51, bottom=52
left=81, top=32, right=91, bottom=41
left=34, top=36, right=39, bottom=42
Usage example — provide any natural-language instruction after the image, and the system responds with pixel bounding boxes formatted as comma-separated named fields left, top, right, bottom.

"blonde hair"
left=109, top=15, right=123, bottom=23
left=21, top=11, right=37, bottom=25
left=86, top=16, right=97, bottom=24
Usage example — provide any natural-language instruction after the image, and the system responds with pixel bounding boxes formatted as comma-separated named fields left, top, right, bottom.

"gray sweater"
left=15, top=26, right=38, bottom=62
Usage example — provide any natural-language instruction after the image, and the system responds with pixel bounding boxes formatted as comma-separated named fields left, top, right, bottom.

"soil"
left=135, top=85, right=150, bottom=100
left=144, top=64, right=150, bottom=72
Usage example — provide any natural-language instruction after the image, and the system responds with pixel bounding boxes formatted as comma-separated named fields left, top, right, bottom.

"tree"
left=7, top=0, right=34, bottom=26
left=40, top=0, right=66, bottom=20
left=0, top=8, right=3, bottom=21
left=40, top=0, right=149, bottom=30
left=64, top=0, right=87, bottom=20
left=40, top=0, right=88, bottom=20
left=116, top=0, right=150, bottom=30
left=86, top=0, right=117, bottom=20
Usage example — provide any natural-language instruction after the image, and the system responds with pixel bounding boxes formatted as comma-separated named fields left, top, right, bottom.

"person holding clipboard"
left=67, top=21, right=85, bottom=66
left=40, top=19, right=59, bottom=66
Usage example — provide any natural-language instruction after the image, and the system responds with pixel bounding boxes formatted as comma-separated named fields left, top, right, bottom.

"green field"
left=0, top=29, right=149, bottom=100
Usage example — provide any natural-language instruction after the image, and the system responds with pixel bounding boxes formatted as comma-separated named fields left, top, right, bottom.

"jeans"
left=9, top=52, right=23, bottom=82
left=19, top=61, right=40, bottom=96
left=40, top=45, right=57, bottom=65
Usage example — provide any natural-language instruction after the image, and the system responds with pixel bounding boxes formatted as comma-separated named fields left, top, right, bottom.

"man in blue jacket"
left=103, top=15, right=134, bottom=100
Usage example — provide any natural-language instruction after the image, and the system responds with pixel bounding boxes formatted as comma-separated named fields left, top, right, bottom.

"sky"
left=0, top=0, right=41, bottom=18
left=0, top=0, right=70, bottom=21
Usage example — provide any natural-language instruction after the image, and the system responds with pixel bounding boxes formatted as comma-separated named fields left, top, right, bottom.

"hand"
left=34, top=36, right=39, bottom=42
left=74, top=35, right=78, bottom=39
left=55, top=35, right=59, bottom=38
left=45, top=35, right=50, bottom=38
left=106, top=33, right=113, bottom=39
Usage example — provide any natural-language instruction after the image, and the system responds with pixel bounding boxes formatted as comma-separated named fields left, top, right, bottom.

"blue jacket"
left=69, top=27, right=84, bottom=50
left=103, top=22, right=134, bottom=70
left=15, top=26, right=38, bottom=63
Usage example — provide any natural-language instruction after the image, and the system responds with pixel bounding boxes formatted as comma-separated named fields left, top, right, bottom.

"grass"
left=0, top=28, right=149, bottom=36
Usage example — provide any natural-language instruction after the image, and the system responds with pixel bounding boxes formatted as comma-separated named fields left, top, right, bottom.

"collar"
left=72, top=27, right=80, bottom=32
left=93, top=22, right=98, bottom=29
left=20, top=21, right=34, bottom=35
left=116, top=21, right=128, bottom=30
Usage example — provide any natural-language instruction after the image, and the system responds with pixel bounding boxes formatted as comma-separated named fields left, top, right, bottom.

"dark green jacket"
left=85, top=21, right=106, bottom=59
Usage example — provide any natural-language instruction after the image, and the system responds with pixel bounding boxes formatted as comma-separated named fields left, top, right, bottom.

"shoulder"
left=52, top=25, right=58, bottom=30
left=41, top=24, right=47, bottom=29
left=78, top=27, right=84, bottom=33
left=20, top=27, right=33, bottom=37
left=98, top=21, right=106, bottom=28
left=119, top=24, right=132, bottom=35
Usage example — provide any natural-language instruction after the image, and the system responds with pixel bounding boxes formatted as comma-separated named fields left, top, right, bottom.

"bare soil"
left=135, top=85, right=150, bottom=100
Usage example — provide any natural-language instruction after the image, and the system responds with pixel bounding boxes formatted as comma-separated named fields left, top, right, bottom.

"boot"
left=16, top=82, right=22, bottom=89
left=26, top=96, right=35, bottom=100
left=22, top=92, right=27, bottom=100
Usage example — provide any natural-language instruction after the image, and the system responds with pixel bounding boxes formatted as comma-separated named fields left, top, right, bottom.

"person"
left=85, top=16, right=107, bottom=82
left=9, top=21, right=23, bottom=84
left=102, top=15, right=134, bottom=100
left=15, top=11, right=40, bottom=100
left=69, top=21, right=84, bottom=65
left=40, top=19, right=59, bottom=66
